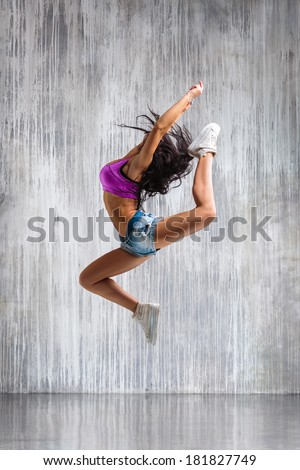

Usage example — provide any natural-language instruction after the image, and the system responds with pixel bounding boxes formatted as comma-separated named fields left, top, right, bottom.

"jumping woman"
left=79, top=81, right=220, bottom=346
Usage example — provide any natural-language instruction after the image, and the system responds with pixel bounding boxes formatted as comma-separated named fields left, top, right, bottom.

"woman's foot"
left=187, top=123, right=221, bottom=158
left=132, top=302, right=160, bottom=345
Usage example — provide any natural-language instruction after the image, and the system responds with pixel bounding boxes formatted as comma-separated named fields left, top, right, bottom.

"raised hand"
left=188, top=80, right=204, bottom=98
left=183, top=81, right=204, bottom=111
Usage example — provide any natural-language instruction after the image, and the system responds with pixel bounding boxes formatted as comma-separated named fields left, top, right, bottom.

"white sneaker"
left=132, top=302, right=160, bottom=345
left=187, top=123, right=221, bottom=158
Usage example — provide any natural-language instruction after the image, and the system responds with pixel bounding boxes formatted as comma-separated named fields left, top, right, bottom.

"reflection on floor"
left=0, top=394, right=299, bottom=450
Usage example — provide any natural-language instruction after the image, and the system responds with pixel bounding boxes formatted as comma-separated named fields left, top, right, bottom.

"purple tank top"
left=99, top=158, right=139, bottom=199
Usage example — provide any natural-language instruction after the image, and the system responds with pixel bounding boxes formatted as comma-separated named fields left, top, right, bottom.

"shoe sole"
left=187, top=123, right=220, bottom=158
left=149, top=304, right=160, bottom=345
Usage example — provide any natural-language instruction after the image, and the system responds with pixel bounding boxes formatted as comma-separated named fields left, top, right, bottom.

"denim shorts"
left=119, top=210, right=164, bottom=257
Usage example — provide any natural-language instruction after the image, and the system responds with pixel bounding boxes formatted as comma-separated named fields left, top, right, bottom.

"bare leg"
left=79, top=248, right=150, bottom=313
left=154, top=153, right=216, bottom=249
left=79, top=155, right=216, bottom=310
left=192, top=153, right=216, bottom=211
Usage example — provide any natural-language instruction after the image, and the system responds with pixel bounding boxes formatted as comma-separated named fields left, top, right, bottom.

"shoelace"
left=210, top=133, right=217, bottom=145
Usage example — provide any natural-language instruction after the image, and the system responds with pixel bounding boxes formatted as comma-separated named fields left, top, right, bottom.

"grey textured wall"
left=0, top=0, right=299, bottom=393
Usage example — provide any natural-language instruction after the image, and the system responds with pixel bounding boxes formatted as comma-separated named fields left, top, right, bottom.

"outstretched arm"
left=156, top=81, right=204, bottom=133
left=131, top=81, right=204, bottom=171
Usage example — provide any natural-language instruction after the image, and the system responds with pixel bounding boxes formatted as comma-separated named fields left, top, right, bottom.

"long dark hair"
left=117, top=105, right=194, bottom=210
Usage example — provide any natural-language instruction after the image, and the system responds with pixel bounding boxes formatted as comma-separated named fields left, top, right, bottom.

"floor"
left=0, top=394, right=299, bottom=450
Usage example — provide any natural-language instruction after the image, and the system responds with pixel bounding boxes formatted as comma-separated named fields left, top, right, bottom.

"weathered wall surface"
left=0, top=0, right=299, bottom=392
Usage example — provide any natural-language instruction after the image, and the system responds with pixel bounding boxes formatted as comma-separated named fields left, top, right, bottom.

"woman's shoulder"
left=106, top=156, right=131, bottom=166
left=104, top=143, right=141, bottom=166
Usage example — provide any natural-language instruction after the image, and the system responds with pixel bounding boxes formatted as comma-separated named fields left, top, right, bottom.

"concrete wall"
left=0, top=0, right=299, bottom=393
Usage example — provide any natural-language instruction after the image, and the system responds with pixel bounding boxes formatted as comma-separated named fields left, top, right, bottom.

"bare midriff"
left=102, top=156, right=142, bottom=238
left=103, top=191, right=139, bottom=238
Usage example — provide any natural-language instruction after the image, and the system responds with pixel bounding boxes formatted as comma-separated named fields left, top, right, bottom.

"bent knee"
left=205, top=210, right=217, bottom=219
left=79, top=271, right=96, bottom=289
left=203, top=211, right=217, bottom=225
left=196, top=209, right=217, bottom=228
left=79, top=271, right=108, bottom=290
left=79, top=271, right=89, bottom=289
left=193, top=207, right=217, bottom=221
